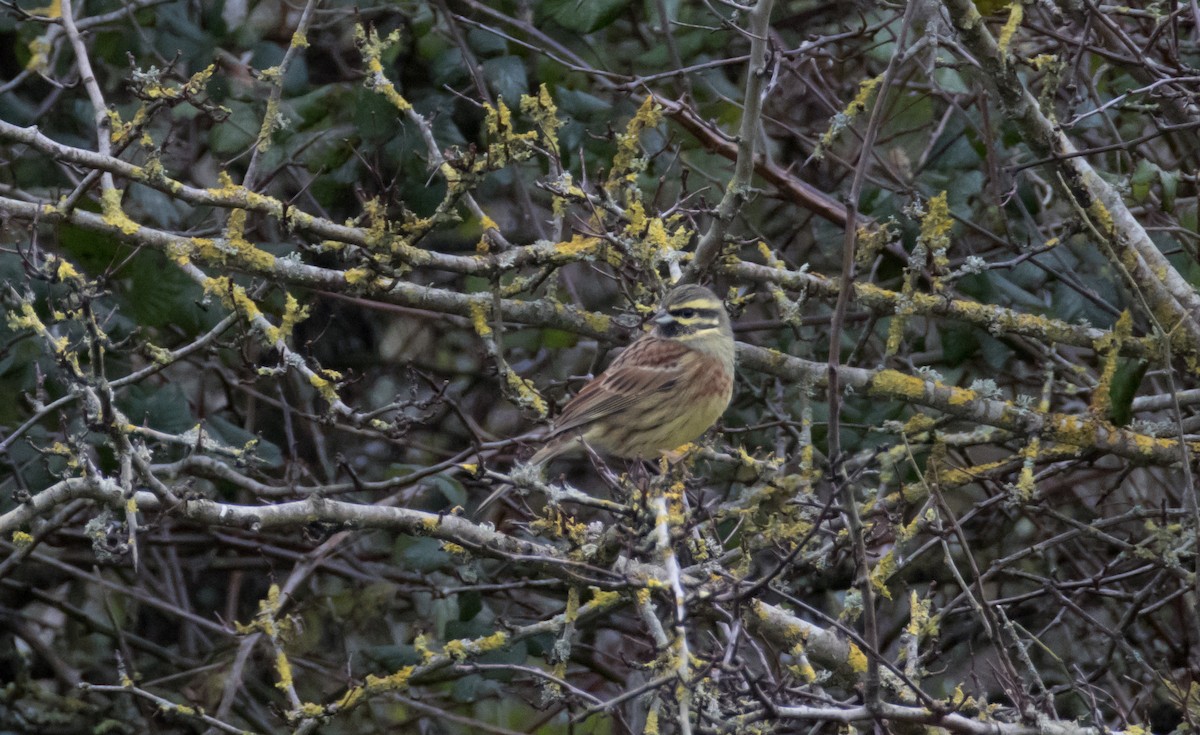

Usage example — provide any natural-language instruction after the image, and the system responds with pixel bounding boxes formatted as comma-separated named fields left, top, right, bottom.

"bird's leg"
left=631, top=459, right=652, bottom=492
left=584, top=442, right=625, bottom=497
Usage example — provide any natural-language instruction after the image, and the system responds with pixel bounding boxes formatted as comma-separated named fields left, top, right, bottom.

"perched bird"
left=476, top=284, right=735, bottom=513
left=528, top=283, right=736, bottom=466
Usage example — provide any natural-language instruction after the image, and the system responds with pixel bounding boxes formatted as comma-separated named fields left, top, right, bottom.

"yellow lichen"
left=946, top=386, right=977, bottom=406
left=757, top=241, right=786, bottom=269
left=846, top=643, right=869, bottom=673
left=589, top=588, right=622, bottom=607
left=644, top=706, right=659, bottom=735
left=855, top=222, right=893, bottom=267
left=818, top=73, right=883, bottom=152
left=787, top=647, right=818, bottom=683
left=606, top=95, right=663, bottom=191
left=30, top=0, right=61, bottom=17
left=204, top=276, right=264, bottom=325
left=919, top=191, right=953, bottom=273
left=468, top=300, right=493, bottom=338
left=1128, top=429, right=1181, bottom=457
left=885, top=310, right=913, bottom=357
left=11, top=531, right=34, bottom=548
left=360, top=198, right=390, bottom=248
left=1029, top=53, right=1058, bottom=70
left=1092, top=310, right=1132, bottom=416
left=506, top=371, right=548, bottom=416
left=25, top=37, right=51, bottom=72
left=235, top=584, right=287, bottom=636
left=248, top=293, right=303, bottom=345
left=355, top=25, right=412, bottom=112
left=336, top=685, right=364, bottom=711
left=906, top=591, right=932, bottom=637
left=274, top=650, right=294, bottom=691
left=1013, top=436, right=1040, bottom=501
left=443, top=631, right=508, bottom=661
left=482, top=98, right=538, bottom=168
left=519, top=83, right=562, bottom=151
left=307, top=370, right=342, bottom=405
left=6, top=303, right=43, bottom=332
left=1050, top=414, right=1097, bottom=446
left=902, top=413, right=937, bottom=435
left=361, top=665, right=415, bottom=693
left=208, top=171, right=241, bottom=196
left=1089, top=196, right=1115, bottom=234
left=343, top=267, right=373, bottom=286
left=868, top=550, right=896, bottom=600
left=223, top=208, right=276, bottom=270
left=166, top=702, right=197, bottom=716
left=106, top=108, right=131, bottom=144
left=53, top=257, right=80, bottom=282
left=845, top=74, right=883, bottom=117
left=254, top=95, right=285, bottom=152
left=554, top=235, right=605, bottom=261
left=868, top=370, right=927, bottom=400
left=625, top=198, right=648, bottom=237
left=997, top=1, right=1024, bottom=56
left=100, top=188, right=140, bottom=235
left=413, top=633, right=436, bottom=663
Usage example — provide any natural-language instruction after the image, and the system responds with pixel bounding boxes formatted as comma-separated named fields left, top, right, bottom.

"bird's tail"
left=526, top=437, right=567, bottom=467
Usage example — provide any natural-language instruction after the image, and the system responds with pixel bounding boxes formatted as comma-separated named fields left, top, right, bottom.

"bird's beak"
left=653, top=311, right=673, bottom=326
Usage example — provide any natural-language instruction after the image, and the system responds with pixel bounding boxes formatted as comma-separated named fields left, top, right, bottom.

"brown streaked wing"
left=548, top=337, right=693, bottom=437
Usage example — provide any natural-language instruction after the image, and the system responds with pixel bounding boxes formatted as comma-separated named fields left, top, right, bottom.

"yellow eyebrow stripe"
left=670, top=299, right=719, bottom=310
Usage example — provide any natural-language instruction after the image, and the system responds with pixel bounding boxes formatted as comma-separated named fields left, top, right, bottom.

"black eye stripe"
left=669, top=308, right=719, bottom=319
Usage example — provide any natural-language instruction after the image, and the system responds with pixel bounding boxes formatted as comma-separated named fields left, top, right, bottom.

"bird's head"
left=651, top=284, right=733, bottom=347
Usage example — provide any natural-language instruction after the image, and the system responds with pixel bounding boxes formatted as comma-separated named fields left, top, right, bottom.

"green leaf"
left=977, top=332, right=1014, bottom=371
left=353, top=86, right=400, bottom=142
left=482, top=56, right=528, bottom=106
left=208, top=99, right=259, bottom=155
left=1108, top=358, right=1148, bottom=426
left=450, top=674, right=502, bottom=703
left=361, top=644, right=420, bottom=671
left=289, top=86, right=339, bottom=128
left=540, top=328, right=580, bottom=350
left=959, top=271, right=1045, bottom=312
left=444, top=617, right=493, bottom=641
left=939, top=324, right=981, bottom=366
left=118, top=383, right=194, bottom=435
left=478, top=638, right=527, bottom=667
left=205, top=415, right=284, bottom=468
left=543, top=0, right=631, bottom=33
left=459, top=591, right=483, bottom=622
left=427, top=473, right=468, bottom=508
left=121, top=251, right=213, bottom=334
left=1160, top=168, right=1178, bottom=212
left=555, top=86, right=613, bottom=117
left=1130, top=159, right=1157, bottom=203
left=467, top=28, right=508, bottom=56
left=430, top=48, right=472, bottom=88
left=394, top=536, right=451, bottom=573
